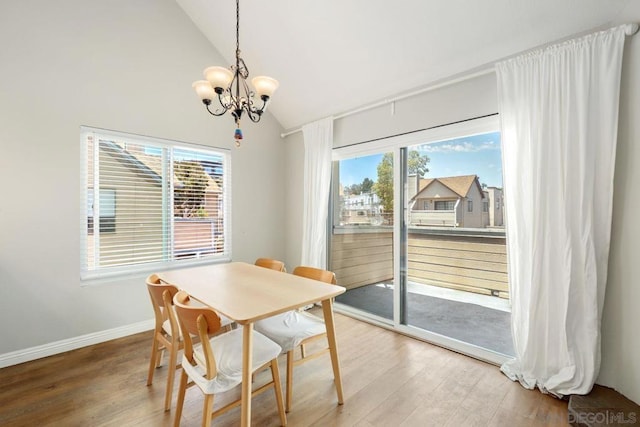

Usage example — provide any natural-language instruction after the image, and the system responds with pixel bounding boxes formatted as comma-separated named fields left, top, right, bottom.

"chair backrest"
left=146, top=274, right=180, bottom=334
left=173, top=290, right=222, bottom=380
left=292, top=266, right=337, bottom=284
left=255, top=258, right=286, bottom=272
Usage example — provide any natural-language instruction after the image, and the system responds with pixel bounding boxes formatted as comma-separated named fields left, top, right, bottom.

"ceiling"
left=177, top=0, right=639, bottom=131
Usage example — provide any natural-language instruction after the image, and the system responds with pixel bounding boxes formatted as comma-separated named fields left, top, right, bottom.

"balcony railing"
left=409, top=209, right=457, bottom=227
left=330, top=225, right=508, bottom=299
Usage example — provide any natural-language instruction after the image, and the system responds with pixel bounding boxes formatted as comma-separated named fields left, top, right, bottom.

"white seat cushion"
left=254, top=311, right=326, bottom=352
left=181, top=327, right=281, bottom=395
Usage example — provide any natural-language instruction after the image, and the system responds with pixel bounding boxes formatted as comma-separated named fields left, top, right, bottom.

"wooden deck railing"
left=330, top=227, right=394, bottom=289
left=330, top=226, right=509, bottom=298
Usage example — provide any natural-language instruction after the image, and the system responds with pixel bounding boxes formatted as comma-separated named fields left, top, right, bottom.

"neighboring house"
left=340, top=192, right=383, bottom=225
left=408, top=174, right=490, bottom=228
left=485, top=186, right=504, bottom=227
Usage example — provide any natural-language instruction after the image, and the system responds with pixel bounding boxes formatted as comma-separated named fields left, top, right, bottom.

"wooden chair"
left=255, top=257, right=286, bottom=272
left=146, top=274, right=183, bottom=412
left=254, top=266, right=336, bottom=412
left=147, top=274, right=234, bottom=412
left=172, top=291, right=287, bottom=427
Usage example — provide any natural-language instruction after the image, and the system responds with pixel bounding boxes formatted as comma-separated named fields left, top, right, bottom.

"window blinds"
left=80, top=127, right=231, bottom=280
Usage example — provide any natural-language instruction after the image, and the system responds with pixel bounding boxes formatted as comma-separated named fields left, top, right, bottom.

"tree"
left=373, top=153, right=394, bottom=213
left=361, top=177, right=374, bottom=194
left=174, top=160, right=209, bottom=218
left=348, top=183, right=362, bottom=195
left=372, top=151, right=430, bottom=216
left=408, top=150, right=430, bottom=177
left=345, top=177, right=374, bottom=196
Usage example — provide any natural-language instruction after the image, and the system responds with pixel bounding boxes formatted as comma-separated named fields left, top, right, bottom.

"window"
left=434, top=200, right=455, bottom=210
left=81, top=127, right=231, bottom=280
left=87, top=189, right=116, bottom=233
left=483, top=200, right=489, bottom=212
left=468, top=200, right=473, bottom=212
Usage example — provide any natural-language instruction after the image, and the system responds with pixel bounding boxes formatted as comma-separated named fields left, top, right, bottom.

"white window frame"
left=80, top=126, right=232, bottom=282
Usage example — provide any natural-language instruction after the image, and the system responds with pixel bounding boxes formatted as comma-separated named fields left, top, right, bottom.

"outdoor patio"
left=335, top=282, right=514, bottom=356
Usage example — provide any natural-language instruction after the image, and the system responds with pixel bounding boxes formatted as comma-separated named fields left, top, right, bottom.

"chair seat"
left=182, top=327, right=281, bottom=395
left=254, top=311, right=326, bottom=352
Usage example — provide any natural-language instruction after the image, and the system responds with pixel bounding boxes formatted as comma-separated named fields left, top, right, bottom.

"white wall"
left=284, top=131, right=305, bottom=270
left=0, top=0, right=285, bottom=355
left=599, top=30, right=640, bottom=404
left=284, top=41, right=640, bottom=403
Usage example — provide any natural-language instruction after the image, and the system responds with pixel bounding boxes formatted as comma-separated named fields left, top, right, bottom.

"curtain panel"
left=497, top=25, right=628, bottom=397
left=301, top=118, right=333, bottom=268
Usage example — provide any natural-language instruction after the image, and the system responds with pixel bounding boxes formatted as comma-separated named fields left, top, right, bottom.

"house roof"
left=415, top=175, right=484, bottom=199
left=100, top=141, right=163, bottom=186
left=100, top=141, right=221, bottom=193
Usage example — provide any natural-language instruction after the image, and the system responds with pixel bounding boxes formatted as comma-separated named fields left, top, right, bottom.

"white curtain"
left=497, top=25, right=628, bottom=397
left=301, top=117, right=333, bottom=268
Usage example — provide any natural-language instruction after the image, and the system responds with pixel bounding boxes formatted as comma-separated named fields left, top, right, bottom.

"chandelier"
left=192, top=0, right=279, bottom=147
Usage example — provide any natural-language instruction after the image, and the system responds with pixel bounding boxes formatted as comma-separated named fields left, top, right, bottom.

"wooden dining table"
left=158, top=261, right=346, bottom=427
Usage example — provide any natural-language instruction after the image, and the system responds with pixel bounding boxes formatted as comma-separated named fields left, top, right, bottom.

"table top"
left=158, top=262, right=346, bottom=324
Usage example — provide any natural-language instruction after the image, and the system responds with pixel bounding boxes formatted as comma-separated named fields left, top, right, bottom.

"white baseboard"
left=0, top=319, right=155, bottom=369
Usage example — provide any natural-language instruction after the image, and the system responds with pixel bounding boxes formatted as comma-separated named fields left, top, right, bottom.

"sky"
left=339, top=131, right=503, bottom=188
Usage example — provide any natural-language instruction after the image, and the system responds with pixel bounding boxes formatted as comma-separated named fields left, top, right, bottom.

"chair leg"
left=270, top=359, right=287, bottom=426
left=202, top=394, right=214, bottom=427
left=173, top=370, right=188, bottom=427
left=147, top=335, right=159, bottom=386
left=164, top=344, right=177, bottom=411
left=156, top=347, right=165, bottom=368
left=300, top=344, right=306, bottom=359
left=286, top=350, right=294, bottom=413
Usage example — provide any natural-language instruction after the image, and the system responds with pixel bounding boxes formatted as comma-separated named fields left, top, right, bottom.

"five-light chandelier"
left=192, top=0, right=279, bottom=146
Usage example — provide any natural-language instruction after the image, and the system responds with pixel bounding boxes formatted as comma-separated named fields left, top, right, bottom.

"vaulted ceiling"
left=176, top=0, right=639, bottom=131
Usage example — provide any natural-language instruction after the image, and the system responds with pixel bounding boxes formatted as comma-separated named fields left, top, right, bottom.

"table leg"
left=241, top=323, right=254, bottom=427
left=321, top=298, right=344, bottom=405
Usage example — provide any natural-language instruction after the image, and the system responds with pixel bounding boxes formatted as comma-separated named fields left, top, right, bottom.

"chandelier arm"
left=244, top=106, right=262, bottom=123
left=240, top=76, right=253, bottom=105
left=257, top=97, right=269, bottom=113
left=205, top=102, right=228, bottom=117
left=228, top=71, right=241, bottom=111
left=237, top=57, right=249, bottom=79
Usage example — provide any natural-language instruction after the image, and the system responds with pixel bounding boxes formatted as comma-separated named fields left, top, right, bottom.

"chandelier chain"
left=236, top=0, right=240, bottom=57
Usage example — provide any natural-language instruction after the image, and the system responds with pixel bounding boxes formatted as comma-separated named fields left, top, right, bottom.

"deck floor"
left=335, top=283, right=514, bottom=356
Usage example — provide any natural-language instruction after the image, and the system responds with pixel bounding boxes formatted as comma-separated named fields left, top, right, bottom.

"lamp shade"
left=192, top=80, right=216, bottom=101
left=204, top=66, right=234, bottom=90
left=251, top=76, right=279, bottom=98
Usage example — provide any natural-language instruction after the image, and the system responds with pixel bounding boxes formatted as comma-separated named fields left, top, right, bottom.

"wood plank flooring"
left=0, top=311, right=569, bottom=426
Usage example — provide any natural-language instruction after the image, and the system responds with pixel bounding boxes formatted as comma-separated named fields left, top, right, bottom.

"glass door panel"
left=401, top=132, right=514, bottom=356
left=330, top=152, right=394, bottom=321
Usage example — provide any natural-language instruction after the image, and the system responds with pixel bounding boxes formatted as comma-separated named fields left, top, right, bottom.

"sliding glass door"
left=330, top=116, right=513, bottom=363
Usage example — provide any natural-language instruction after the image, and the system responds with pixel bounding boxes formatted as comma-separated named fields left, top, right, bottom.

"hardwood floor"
left=0, top=311, right=569, bottom=426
